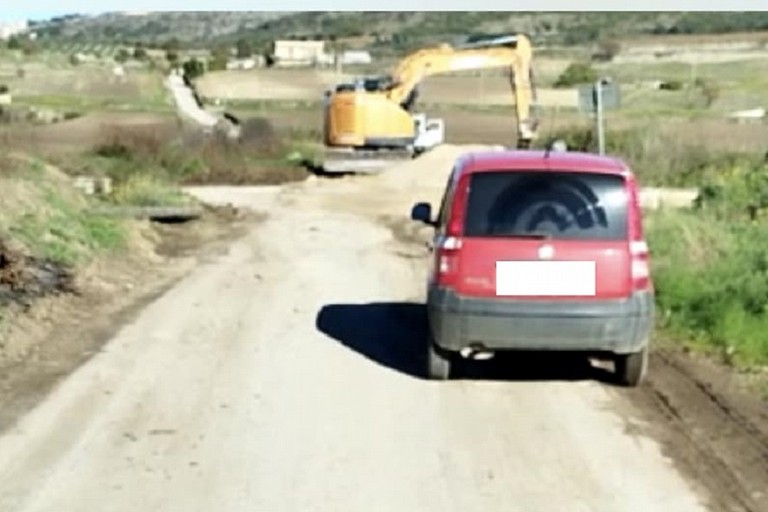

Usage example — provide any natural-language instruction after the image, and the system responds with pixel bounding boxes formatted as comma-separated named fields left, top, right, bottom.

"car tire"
left=427, top=339, right=451, bottom=380
left=615, top=345, right=649, bottom=387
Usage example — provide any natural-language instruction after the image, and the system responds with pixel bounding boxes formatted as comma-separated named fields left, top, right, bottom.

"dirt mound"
left=370, top=143, right=503, bottom=209
left=374, top=144, right=500, bottom=186
left=299, top=144, right=506, bottom=219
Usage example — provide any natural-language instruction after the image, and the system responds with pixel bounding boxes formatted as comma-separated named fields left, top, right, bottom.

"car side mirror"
left=410, top=202, right=435, bottom=226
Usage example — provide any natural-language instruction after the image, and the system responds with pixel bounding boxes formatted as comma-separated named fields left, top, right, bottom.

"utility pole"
left=578, top=76, right=619, bottom=156
left=595, top=78, right=605, bottom=155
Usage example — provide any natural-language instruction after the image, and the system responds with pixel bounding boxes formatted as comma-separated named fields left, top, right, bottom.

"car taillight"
left=630, top=240, right=651, bottom=291
left=625, top=177, right=652, bottom=293
left=434, top=175, right=470, bottom=288
left=435, top=236, right=462, bottom=287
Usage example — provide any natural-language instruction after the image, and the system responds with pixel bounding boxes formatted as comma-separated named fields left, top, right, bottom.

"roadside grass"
left=647, top=209, right=768, bottom=369
left=46, top=117, right=312, bottom=210
left=0, top=153, right=127, bottom=268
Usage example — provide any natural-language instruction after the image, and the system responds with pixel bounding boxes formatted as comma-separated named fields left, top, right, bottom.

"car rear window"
left=463, top=170, right=628, bottom=240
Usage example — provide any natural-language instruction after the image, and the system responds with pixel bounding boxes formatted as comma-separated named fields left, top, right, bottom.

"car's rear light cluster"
left=435, top=236, right=462, bottom=287
left=630, top=240, right=651, bottom=291
left=434, top=175, right=470, bottom=288
left=625, top=175, right=653, bottom=293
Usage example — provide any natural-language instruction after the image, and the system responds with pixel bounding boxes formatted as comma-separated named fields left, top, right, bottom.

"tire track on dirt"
left=618, top=349, right=768, bottom=512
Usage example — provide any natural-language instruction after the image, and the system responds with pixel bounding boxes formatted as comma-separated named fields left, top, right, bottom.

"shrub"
left=554, top=62, right=598, bottom=88
left=0, top=84, right=8, bottom=94
left=660, top=80, right=684, bottom=91
left=86, top=120, right=307, bottom=188
left=593, top=38, right=621, bottom=62
left=182, top=58, right=205, bottom=80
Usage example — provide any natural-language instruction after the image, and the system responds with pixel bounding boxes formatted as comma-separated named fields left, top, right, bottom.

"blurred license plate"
left=495, top=261, right=596, bottom=296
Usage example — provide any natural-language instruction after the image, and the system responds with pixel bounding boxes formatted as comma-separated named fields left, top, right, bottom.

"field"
left=1, top=64, right=170, bottom=111
left=195, top=65, right=578, bottom=106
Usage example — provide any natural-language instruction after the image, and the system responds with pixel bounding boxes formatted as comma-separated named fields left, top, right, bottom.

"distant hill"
left=30, top=12, right=290, bottom=45
left=27, top=11, right=768, bottom=53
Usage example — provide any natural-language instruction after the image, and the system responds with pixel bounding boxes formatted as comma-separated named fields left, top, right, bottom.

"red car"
left=410, top=148, right=654, bottom=386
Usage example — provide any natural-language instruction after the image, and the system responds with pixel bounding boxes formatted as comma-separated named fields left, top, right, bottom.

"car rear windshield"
left=463, top=170, right=628, bottom=240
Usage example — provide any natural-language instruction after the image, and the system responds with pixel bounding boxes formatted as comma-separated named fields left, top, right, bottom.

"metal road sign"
left=578, top=81, right=621, bottom=113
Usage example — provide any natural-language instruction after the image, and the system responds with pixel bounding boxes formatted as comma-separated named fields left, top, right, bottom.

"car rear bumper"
left=427, top=287, right=654, bottom=355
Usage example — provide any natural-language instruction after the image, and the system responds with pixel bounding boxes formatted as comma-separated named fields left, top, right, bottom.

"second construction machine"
left=319, top=34, right=539, bottom=174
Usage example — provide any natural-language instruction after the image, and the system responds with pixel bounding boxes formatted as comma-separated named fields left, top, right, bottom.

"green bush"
left=0, top=84, right=8, bottom=94
left=554, top=62, right=598, bottom=88
left=660, top=80, right=684, bottom=91
left=182, top=58, right=205, bottom=80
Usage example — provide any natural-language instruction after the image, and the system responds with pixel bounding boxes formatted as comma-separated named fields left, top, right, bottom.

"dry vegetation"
left=79, top=119, right=310, bottom=188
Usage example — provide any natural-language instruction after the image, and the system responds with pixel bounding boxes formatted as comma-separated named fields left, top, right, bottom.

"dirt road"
left=0, top=152, right=765, bottom=511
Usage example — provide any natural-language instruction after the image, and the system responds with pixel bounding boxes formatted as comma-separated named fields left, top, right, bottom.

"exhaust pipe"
left=460, top=344, right=495, bottom=361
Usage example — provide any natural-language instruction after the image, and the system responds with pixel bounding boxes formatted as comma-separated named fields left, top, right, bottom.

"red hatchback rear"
left=410, top=149, right=654, bottom=386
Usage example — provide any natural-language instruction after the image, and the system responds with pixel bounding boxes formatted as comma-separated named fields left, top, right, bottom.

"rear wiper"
left=512, top=233, right=552, bottom=239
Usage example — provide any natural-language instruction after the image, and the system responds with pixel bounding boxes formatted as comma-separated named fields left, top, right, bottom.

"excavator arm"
left=382, top=34, right=538, bottom=146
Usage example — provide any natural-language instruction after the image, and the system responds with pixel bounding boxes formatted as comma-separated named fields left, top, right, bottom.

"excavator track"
left=320, top=148, right=415, bottom=175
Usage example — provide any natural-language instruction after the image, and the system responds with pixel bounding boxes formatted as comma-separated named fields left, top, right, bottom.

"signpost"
left=578, top=78, right=620, bottom=155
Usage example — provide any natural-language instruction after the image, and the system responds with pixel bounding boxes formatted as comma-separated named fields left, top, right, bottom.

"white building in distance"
left=0, top=21, right=28, bottom=40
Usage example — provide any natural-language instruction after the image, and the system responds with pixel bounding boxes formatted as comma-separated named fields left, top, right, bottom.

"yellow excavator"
left=319, top=34, right=539, bottom=174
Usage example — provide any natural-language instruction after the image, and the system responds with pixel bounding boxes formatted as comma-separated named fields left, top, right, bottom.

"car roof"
left=456, top=149, right=631, bottom=176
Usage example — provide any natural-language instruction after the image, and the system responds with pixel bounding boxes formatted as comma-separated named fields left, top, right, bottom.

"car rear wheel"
left=427, top=340, right=451, bottom=380
left=615, top=345, right=648, bottom=387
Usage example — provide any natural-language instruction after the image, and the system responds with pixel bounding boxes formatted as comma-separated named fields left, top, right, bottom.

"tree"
left=133, top=43, right=148, bottom=60
left=166, top=50, right=179, bottom=63
left=6, top=36, right=21, bottom=50
left=182, top=58, right=206, bottom=80
left=235, top=38, right=252, bottom=59
left=0, top=84, right=9, bottom=94
left=162, top=37, right=181, bottom=52
left=115, top=48, right=130, bottom=63
left=8, top=35, right=39, bottom=55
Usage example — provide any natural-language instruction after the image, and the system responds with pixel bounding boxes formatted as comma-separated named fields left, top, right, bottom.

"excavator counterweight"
left=318, top=34, right=539, bottom=174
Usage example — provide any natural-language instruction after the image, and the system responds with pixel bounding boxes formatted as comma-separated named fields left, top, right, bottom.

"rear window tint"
left=463, top=171, right=628, bottom=240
